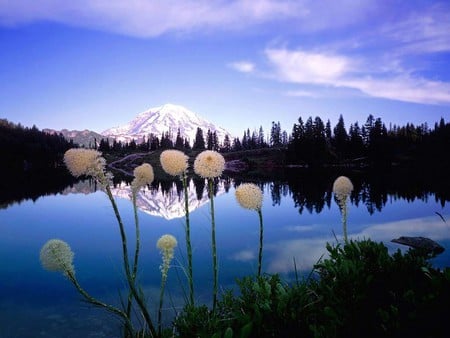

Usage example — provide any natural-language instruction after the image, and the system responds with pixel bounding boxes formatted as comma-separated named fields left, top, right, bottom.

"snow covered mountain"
left=110, top=180, right=226, bottom=220
left=65, top=179, right=227, bottom=220
left=102, top=103, right=231, bottom=144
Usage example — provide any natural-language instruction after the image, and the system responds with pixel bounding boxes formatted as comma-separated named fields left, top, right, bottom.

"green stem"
left=257, top=209, right=264, bottom=277
left=66, top=270, right=134, bottom=336
left=182, top=173, right=194, bottom=306
left=158, top=275, right=167, bottom=337
left=104, top=185, right=157, bottom=338
left=208, top=179, right=218, bottom=313
left=126, top=191, right=141, bottom=317
left=341, top=197, right=348, bottom=244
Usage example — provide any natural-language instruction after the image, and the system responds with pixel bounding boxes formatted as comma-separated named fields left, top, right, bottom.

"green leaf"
left=224, top=327, right=233, bottom=338
left=240, top=322, right=253, bottom=338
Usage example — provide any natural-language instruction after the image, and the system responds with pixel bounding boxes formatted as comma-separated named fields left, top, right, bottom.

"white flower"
left=235, top=183, right=263, bottom=211
left=64, top=148, right=105, bottom=177
left=157, top=234, right=178, bottom=279
left=131, top=163, right=154, bottom=192
left=40, top=239, right=75, bottom=276
left=332, top=176, right=353, bottom=200
left=160, top=150, right=188, bottom=176
left=193, top=150, right=225, bottom=179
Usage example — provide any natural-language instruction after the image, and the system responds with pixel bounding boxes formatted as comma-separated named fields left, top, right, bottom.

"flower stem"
left=126, top=191, right=141, bottom=317
left=158, top=275, right=167, bottom=337
left=66, top=270, right=134, bottom=336
left=182, top=173, right=194, bottom=306
left=257, top=209, right=264, bottom=277
left=208, top=178, right=218, bottom=313
left=104, top=185, right=157, bottom=338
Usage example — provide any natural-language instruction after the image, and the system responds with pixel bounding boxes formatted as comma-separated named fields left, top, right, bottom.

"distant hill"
left=43, top=128, right=104, bottom=148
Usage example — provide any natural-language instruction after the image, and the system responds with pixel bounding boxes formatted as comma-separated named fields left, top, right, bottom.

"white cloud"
left=0, top=0, right=303, bottom=37
left=228, top=61, right=255, bottom=73
left=266, top=48, right=351, bottom=84
left=378, top=3, right=450, bottom=55
left=265, top=47, right=450, bottom=105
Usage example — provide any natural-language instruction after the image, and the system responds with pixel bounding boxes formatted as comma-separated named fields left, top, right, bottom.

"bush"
left=174, top=239, right=450, bottom=338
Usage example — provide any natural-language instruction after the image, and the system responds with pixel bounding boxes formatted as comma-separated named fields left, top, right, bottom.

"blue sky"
left=1, top=0, right=449, bottom=137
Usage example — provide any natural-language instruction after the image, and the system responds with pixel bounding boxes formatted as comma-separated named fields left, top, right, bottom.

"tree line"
left=95, top=114, right=449, bottom=168
left=2, top=113, right=449, bottom=172
left=0, top=119, right=74, bottom=174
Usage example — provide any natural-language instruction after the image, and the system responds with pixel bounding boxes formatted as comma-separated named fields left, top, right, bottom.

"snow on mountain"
left=102, top=103, right=231, bottom=144
left=110, top=180, right=226, bottom=220
left=65, top=179, right=226, bottom=220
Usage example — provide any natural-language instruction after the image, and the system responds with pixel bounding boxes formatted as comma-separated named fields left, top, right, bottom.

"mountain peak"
left=102, top=103, right=231, bottom=144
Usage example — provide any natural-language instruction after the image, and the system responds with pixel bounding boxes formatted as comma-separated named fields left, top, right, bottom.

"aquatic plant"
left=332, top=176, right=353, bottom=242
left=194, top=150, right=225, bottom=312
left=160, top=150, right=194, bottom=305
left=235, top=183, right=264, bottom=276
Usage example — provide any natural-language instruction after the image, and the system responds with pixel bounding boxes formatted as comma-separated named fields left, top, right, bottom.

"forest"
left=1, top=114, right=449, bottom=174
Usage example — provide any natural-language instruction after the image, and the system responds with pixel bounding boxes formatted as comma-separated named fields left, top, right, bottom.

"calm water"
left=1, top=170, right=449, bottom=337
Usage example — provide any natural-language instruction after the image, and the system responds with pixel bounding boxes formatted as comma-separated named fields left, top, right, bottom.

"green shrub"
left=174, top=239, right=450, bottom=338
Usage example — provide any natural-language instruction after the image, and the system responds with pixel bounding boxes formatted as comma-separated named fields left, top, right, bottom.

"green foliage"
left=174, top=239, right=450, bottom=338
left=311, top=239, right=450, bottom=337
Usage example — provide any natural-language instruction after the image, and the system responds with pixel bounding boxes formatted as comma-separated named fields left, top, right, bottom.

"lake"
left=1, top=168, right=449, bottom=337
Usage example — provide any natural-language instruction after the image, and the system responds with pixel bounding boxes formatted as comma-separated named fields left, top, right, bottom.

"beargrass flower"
left=160, top=150, right=188, bottom=176
left=131, top=163, right=154, bottom=192
left=235, top=183, right=263, bottom=211
left=332, top=176, right=353, bottom=243
left=235, top=183, right=265, bottom=276
left=332, top=176, right=353, bottom=200
left=193, top=150, right=225, bottom=179
left=64, top=148, right=105, bottom=178
left=157, top=234, right=177, bottom=279
left=40, top=239, right=75, bottom=276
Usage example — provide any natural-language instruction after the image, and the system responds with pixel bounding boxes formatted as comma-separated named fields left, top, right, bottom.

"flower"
left=157, top=234, right=178, bottom=279
left=160, top=150, right=188, bottom=176
left=40, top=239, right=75, bottom=276
left=64, top=148, right=106, bottom=178
left=235, top=183, right=263, bottom=211
left=131, top=163, right=154, bottom=192
left=332, top=176, right=353, bottom=200
left=193, top=150, right=225, bottom=179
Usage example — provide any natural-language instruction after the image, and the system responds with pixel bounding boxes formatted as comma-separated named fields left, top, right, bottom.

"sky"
left=1, top=0, right=449, bottom=137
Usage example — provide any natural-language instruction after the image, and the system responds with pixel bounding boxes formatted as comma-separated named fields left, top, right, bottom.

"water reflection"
left=1, top=167, right=449, bottom=337
left=2, top=167, right=448, bottom=215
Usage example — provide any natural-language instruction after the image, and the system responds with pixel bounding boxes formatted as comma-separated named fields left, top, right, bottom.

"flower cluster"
left=157, top=234, right=178, bottom=279
left=332, top=176, right=353, bottom=201
left=235, top=183, right=263, bottom=211
left=64, top=148, right=110, bottom=186
left=40, top=239, right=75, bottom=276
left=160, top=150, right=188, bottom=176
left=64, top=148, right=104, bottom=177
left=193, top=150, right=225, bottom=179
left=131, top=163, right=154, bottom=192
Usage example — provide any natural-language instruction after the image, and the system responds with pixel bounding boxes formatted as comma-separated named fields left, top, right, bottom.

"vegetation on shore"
left=175, top=239, right=450, bottom=338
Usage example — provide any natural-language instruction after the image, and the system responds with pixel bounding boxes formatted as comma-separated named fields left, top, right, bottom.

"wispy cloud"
left=264, top=47, right=450, bottom=105
left=228, top=61, right=255, bottom=73
left=0, top=0, right=303, bottom=37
